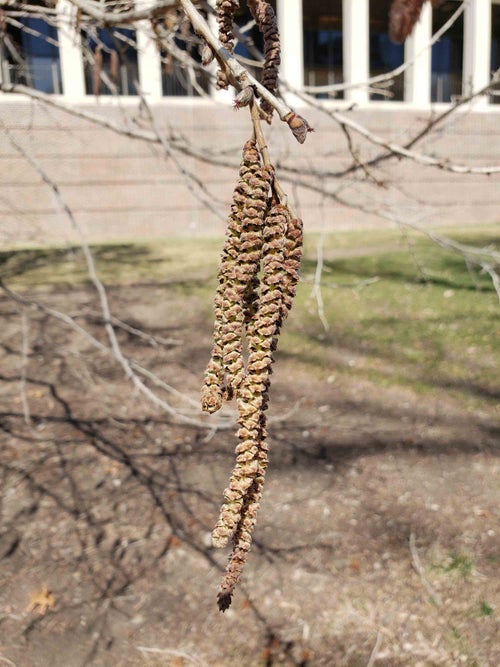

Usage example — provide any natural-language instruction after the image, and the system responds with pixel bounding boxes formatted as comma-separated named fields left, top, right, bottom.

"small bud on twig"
left=233, top=86, right=254, bottom=110
left=200, top=42, right=215, bottom=66
left=285, top=112, right=314, bottom=144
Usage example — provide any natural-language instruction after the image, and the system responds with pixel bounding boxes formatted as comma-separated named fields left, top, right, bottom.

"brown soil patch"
left=0, top=284, right=498, bottom=667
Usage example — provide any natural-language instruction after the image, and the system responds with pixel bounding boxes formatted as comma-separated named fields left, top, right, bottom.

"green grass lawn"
left=1, top=224, right=498, bottom=409
left=291, top=225, right=499, bottom=406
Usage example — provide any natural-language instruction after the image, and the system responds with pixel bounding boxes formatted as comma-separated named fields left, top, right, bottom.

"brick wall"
left=1, top=98, right=499, bottom=247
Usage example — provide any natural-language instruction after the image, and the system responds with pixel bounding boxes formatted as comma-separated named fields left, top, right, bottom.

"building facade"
left=1, top=1, right=499, bottom=107
left=1, top=1, right=499, bottom=246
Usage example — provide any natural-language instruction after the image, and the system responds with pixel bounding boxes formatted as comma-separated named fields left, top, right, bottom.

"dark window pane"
left=82, top=27, right=139, bottom=96
left=0, top=14, right=61, bottom=93
left=159, top=13, right=210, bottom=96
left=370, top=0, right=404, bottom=101
left=491, top=4, right=500, bottom=104
left=303, top=0, right=343, bottom=99
left=431, top=1, right=464, bottom=102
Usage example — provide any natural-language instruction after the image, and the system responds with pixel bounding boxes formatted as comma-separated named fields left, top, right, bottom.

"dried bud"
left=233, top=86, right=254, bottom=110
left=285, top=112, right=314, bottom=144
left=200, top=42, right=215, bottom=66
left=389, top=0, right=428, bottom=44
left=164, top=7, right=178, bottom=31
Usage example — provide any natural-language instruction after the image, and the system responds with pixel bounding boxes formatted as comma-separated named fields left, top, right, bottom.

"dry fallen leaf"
left=26, top=587, right=56, bottom=615
left=103, top=460, right=123, bottom=476
left=350, top=559, right=362, bottom=573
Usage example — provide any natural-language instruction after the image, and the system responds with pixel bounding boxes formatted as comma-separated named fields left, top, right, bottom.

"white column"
left=404, top=0, right=432, bottom=105
left=343, top=0, right=369, bottom=104
left=56, top=0, right=86, bottom=98
left=136, top=22, right=162, bottom=98
left=277, top=0, right=304, bottom=91
left=463, top=0, right=492, bottom=104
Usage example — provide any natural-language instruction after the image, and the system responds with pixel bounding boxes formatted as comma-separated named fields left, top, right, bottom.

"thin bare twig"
left=66, top=0, right=180, bottom=24
left=86, top=309, right=182, bottom=348
left=338, top=122, right=386, bottom=186
left=135, top=86, right=226, bottom=220
left=136, top=646, right=206, bottom=666
left=409, top=532, right=442, bottom=607
left=311, top=232, right=329, bottom=333
left=292, top=80, right=500, bottom=176
left=0, top=123, right=227, bottom=428
left=0, top=655, right=19, bottom=667
left=366, top=630, right=383, bottom=667
left=482, top=264, right=500, bottom=305
left=0, top=280, right=231, bottom=428
left=19, top=308, right=31, bottom=425
left=179, top=0, right=311, bottom=137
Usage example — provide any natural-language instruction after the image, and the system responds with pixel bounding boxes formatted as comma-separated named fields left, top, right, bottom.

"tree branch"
left=66, top=0, right=181, bottom=24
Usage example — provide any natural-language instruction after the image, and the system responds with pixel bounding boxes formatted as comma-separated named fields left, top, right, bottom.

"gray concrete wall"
left=1, top=98, right=499, bottom=247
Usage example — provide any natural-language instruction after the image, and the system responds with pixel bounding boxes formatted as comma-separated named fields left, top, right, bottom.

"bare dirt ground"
left=0, top=283, right=498, bottom=667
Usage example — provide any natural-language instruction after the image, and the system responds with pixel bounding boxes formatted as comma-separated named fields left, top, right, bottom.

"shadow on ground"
left=0, top=282, right=498, bottom=667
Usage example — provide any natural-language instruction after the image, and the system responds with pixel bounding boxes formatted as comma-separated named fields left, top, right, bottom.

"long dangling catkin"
left=248, top=0, right=281, bottom=119
left=199, top=0, right=309, bottom=620
left=214, top=200, right=304, bottom=611
left=210, top=201, right=304, bottom=610
left=202, top=141, right=275, bottom=414
left=216, top=0, right=240, bottom=89
left=219, top=149, right=273, bottom=397
left=202, top=140, right=261, bottom=412
left=93, top=46, right=102, bottom=97
left=211, top=199, right=283, bottom=548
left=216, top=475, right=265, bottom=611
left=211, top=365, right=268, bottom=549
left=201, top=178, right=245, bottom=412
left=280, top=212, right=304, bottom=320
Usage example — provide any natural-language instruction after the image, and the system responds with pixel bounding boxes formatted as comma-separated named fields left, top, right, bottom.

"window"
left=157, top=9, right=211, bottom=96
left=161, top=48, right=210, bottom=97
left=81, top=26, right=139, bottom=96
left=491, top=2, right=500, bottom=104
left=369, top=0, right=404, bottom=101
left=303, top=0, right=343, bottom=99
left=431, top=1, right=464, bottom=102
left=0, top=3, right=62, bottom=94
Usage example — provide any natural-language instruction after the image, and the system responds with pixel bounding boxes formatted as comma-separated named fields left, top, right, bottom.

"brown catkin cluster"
left=203, top=152, right=303, bottom=611
left=389, top=0, right=428, bottom=44
left=248, top=0, right=281, bottom=119
left=216, top=0, right=240, bottom=89
left=201, top=140, right=272, bottom=414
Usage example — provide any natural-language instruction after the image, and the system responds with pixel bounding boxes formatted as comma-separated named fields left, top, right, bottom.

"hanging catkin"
left=212, top=198, right=303, bottom=611
left=220, top=144, right=273, bottom=395
left=211, top=362, right=268, bottom=551
left=216, top=0, right=240, bottom=89
left=280, top=214, right=303, bottom=320
left=202, top=140, right=273, bottom=413
left=199, top=0, right=308, bottom=613
left=207, top=195, right=304, bottom=611
left=389, top=0, right=428, bottom=44
left=248, top=0, right=280, bottom=118
left=216, top=475, right=265, bottom=611
left=93, top=46, right=102, bottom=97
